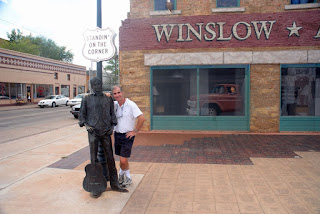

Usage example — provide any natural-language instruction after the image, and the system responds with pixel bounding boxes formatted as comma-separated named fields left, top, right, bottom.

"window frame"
left=150, top=64, right=250, bottom=131
left=154, top=0, right=176, bottom=11
left=280, top=63, right=320, bottom=131
left=291, top=0, right=316, bottom=4
left=216, top=0, right=240, bottom=8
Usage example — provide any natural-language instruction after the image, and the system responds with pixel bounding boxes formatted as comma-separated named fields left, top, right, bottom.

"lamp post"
left=97, top=0, right=102, bottom=81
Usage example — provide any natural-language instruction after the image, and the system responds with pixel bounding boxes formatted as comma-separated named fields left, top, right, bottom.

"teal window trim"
left=290, top=0, right=316, bottom=4
left=197, top=68, right=200, bottom=116
left=280, top=63, right=320, bottom=131
left=150, top=64, right=250, bottom=131
left=216, top=0, right=240, bottom=8
left=154, top=0, right=177, bottom=11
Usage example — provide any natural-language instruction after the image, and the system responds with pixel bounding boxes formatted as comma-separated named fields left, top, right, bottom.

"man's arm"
left=135, top=114, right=145, bottom=132
left=109, top=97, right=117, bottom=127
left=126, top=114, right=145, bottom=139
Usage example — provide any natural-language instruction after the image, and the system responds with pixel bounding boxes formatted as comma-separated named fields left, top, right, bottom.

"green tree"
left=104, top=55, right=119, bottom=86
left=0, top=29, right=74, bottom=62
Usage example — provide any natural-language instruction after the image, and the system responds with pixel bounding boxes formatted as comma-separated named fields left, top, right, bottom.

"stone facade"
left=119, top=0, right=320, bottom=132
left=250, top=64, right=280, bottom=132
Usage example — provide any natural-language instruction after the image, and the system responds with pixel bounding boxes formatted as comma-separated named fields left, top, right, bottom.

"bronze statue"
left=79, top=76, right=128, bottom=198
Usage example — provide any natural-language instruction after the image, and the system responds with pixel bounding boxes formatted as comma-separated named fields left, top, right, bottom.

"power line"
left=0, top=18, right=43, bottom=36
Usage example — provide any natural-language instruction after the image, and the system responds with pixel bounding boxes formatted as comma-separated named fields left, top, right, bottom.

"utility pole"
left=97, top=0, right=102, bottom=81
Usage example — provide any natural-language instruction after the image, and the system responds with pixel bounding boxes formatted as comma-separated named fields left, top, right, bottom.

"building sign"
left=82, top=27, right=116, bottom=62
left=119, top=10, right=320, bottom=51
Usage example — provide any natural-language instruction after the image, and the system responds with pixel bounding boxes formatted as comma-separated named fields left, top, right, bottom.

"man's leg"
left=101, top=134, right=128, bottom=192
left=120, top=157, right=132, bottom=187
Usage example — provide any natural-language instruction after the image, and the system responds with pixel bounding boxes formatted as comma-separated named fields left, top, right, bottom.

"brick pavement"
left=49, top=134, right=320, bottom=169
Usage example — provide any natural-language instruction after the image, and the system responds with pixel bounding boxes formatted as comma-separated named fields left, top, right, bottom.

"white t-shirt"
left=114, top=98, right=143, bottom=133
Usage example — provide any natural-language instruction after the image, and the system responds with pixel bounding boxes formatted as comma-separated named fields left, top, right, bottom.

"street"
left=0, top=106, right=79, bottom=144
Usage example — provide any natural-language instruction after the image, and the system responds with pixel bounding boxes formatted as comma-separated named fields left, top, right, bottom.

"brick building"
left=0, top=48, right=86, bottom=105
left=119, top=0, right=320, bottom=132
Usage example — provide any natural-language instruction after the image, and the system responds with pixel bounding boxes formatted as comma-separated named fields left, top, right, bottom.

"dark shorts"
left=114, top=132, right=135, bottom=158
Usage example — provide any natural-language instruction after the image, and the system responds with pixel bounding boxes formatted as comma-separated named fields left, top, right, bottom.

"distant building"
left=0, top=48, right=86, bottom=105
left=119, top=0, right=320, bottom=132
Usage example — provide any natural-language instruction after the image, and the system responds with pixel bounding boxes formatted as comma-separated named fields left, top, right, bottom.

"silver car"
left=38, top=95, right=69, bottom=108
left=67, top=93, right=88, bottom=107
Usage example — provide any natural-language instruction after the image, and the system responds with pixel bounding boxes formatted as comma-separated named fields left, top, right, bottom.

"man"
left=79, top=77, right=127, bottom=198
left=112, top=85, right=145, bottom=187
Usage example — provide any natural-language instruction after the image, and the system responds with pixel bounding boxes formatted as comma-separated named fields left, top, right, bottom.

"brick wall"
left=128, top=0, right=320, bottom=19
left=119, top=50, right=151, bottom=131
left=250, top=64, right=280, bottom=132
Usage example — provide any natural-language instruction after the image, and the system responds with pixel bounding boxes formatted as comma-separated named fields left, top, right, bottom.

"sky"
left=0, top=0, right=130, bottom=70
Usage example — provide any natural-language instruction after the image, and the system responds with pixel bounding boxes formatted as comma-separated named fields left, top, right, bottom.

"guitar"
left=83, top=163, right=107, bottom=194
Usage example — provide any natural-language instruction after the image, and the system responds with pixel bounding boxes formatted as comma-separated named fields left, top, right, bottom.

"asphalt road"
left=0, top=106, right=79, bottom=144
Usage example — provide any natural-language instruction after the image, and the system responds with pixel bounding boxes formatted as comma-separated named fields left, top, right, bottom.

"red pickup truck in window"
left=186, top=84, right=243, bottom=116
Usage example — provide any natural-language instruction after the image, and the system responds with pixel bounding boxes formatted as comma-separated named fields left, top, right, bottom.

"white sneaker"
left=119, top=174, right=125, bottom=185
left=121, top=177, right=132, bottom=187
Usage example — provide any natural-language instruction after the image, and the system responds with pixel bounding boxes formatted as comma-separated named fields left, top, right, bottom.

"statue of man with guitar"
left=79, top=76, right=128, bottom=198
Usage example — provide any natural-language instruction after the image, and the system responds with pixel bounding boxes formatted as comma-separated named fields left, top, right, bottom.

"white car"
left=38, top=95, right=69, bottom=108
left=67, top=93, right=88, bottom=107
left=70, top=103, right=81, bottom=118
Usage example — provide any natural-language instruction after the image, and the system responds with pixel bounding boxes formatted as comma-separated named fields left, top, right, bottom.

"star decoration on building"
left=286, top=21, right=302, bottom=37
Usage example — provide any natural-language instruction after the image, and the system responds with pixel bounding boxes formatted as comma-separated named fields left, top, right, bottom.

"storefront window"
left=61, top=85, right=70, bottom=97
left=153, top=69, right=197, bottom=115
left=198, top=68, right=245, bottom=116
left=9, top=83, right=26, bottom=99
left=78, top=86, right=85, bottom=94
left=154, top=0, right=176, bottom=11
left=281, top=67, right=320, bottom=116
left=33, top=84, right=53, bottom=98
left=217, top=0, right=239, bottom=8
left=0, top=82, right=10, bottom=99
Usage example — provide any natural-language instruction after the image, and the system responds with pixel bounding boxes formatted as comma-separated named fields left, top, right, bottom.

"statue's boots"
left=110, top=174, right=129, bottom=193
left=90, top=191, right=101, bottom=198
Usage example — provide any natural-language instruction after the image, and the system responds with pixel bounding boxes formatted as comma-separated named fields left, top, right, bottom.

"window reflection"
left=152, top=68, right=246, bottom=116
left=153, top=69, right=196, bottom=115
left=281, top=67, right=320, bottom=116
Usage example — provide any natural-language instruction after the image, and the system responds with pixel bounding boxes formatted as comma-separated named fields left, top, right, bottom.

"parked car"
left=186, top=84, right=242, bottom=116
left=67, top=93, right=88, bottom=107
left=38, top=95, right=69, bottom=108
left=70, top=104, right=81, bottom=118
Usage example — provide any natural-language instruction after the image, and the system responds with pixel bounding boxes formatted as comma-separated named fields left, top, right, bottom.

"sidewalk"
left=0, top=103, right=38, bottom=111
left=0, top=104, right=319, bottom=213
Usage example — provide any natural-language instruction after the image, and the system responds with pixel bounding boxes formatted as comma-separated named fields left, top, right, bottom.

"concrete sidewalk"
left=0, top=105, right=320, bottom=213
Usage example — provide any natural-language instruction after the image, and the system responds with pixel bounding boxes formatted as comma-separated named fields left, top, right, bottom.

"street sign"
left=82, top=27, right=116, bottom=62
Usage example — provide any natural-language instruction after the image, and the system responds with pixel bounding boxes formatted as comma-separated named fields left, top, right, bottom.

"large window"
left=9, top=83, right=26, bottom=99
left=151, top=65, right=249, bottom=131
left=61, top=85, right=70, bottom=97
left=153, top=69, right=197, bottom=115
left=33, top=84, right=53, bottom=98
left=217, top=0, right=239, bottom=8
left=153, top=67, right=246, bottom=116
left=78, top=86, right=85, bottom=94
left=154, top=0, right=176, bottom=11
left=0, top=82, right=10, bottom=99
left=281, top=66, right=320, bottom=117
left=198, top=68, right=245, bottom=116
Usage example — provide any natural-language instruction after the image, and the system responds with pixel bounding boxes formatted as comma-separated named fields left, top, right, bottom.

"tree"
left=103, top=55, right=119, bottom=89
left=0, top=29, right=74, bottom=62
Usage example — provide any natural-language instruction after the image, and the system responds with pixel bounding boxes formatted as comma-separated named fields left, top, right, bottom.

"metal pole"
left=97, top=0, right=102, bottom=81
